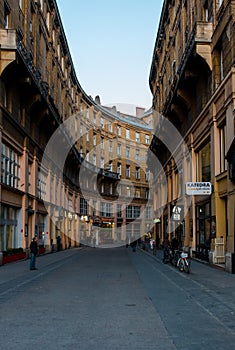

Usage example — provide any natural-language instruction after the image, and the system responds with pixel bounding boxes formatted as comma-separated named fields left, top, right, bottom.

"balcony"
left=99, top=168, right=120, bottom=180
left=178, top=22, right=212, bottom=78
left=0, top=29, right=17, bottom=50
left=195, top=21, right=213, bottom=43
left=0, top=29, right=17, bottom=74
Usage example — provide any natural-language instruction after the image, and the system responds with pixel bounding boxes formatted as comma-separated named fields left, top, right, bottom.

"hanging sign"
left=186, top=182, right=212, bottom=195
left=170, top=205, right=184, bottom=221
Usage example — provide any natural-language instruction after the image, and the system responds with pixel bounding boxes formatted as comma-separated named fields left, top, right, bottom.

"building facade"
left=0, top=0, right=152, bottom=255
left=149, top=0, right=235, bottom=272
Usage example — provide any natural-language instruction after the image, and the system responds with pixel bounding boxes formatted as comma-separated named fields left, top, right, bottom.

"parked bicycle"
left=162, top=247, right=191, bottom=273
left=177, top=250, right=190, bottom=273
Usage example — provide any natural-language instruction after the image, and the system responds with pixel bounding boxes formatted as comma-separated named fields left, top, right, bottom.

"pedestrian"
left=50, top=238, right=53, bottom=253
left=30, top=236, right=38, bottom=270
left=56, top=235, right=61, bottom=251
left=162, top=235, right=170, bottom=261
left=130, top=240, right=137, bottom=252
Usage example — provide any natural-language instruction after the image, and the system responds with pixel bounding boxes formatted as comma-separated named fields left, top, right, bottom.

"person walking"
left=56, top=235, right=61, bottom=251
left=162, top=235, right=170, bottom=262
left=30, top=237, right=38, bottom=270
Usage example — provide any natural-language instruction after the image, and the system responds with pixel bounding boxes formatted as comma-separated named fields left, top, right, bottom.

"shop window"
left=197, top=142, right=211, bottom=181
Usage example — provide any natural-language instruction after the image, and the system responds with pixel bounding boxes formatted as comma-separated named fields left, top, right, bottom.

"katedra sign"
left=186, top=182, right=212, bottom=195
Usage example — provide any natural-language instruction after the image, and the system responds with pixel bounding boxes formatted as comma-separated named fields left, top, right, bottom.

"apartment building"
left=0, top=0, right=152, bottom=254
left=149, top=0, right=235, bottom=272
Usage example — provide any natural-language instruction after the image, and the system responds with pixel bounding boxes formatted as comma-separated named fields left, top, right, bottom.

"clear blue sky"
left=56, top=0, right=164, bottom=109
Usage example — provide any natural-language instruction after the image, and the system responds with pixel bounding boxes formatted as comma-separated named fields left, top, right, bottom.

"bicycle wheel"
left=178, top=258, right=184, bottom=272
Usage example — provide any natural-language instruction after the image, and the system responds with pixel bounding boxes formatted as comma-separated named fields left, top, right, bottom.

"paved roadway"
left=0, top=246, right=235, bottom=350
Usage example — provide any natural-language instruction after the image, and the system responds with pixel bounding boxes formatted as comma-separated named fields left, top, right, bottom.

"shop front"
left=0, top=205, right=20, bottom=251
left=99, top=218, right=114, bottom=245
left=195, top=201, right=211, bottom=261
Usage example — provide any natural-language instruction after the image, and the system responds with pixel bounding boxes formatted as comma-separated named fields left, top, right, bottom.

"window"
left=136, top=132, right=140, bottom=142
left=68, top=194, right=73, bottom=213
left=145, top=134, right=150, bottom=144
left=86, top=128, right=89, bottom=141
left=37, top=170, right=47, bottom=200
left=126, top=206, right=140, bottom=219
left=109, top=141, right=112, bottom=153
left=4, top=3, right=10, bottom=29
left=93, top=154, right=96, bottom=166
left=135, top=188, right=140, bottom=198
left=117, top=204, right=122, bottom=218
left=220, top=125, right=227, bottom=173
left=100, top=157, right=104, bottom=169
left=109, top=161, right=113, bottom=172
left=80, top=198, right=88, bottom=215
left=109, top=122, right=112, bottom=132
left=126, top=187, right=131, bottom=197
left=126, top=146, right=130, bottom=158
left=100, top=117, right=104, bottom=128
left=61, top=56, right=64, bottom=71
left=136, top=149, right=140, bottom=161
left=86, top=151, right=89, bottom=162
left=126, top=128, right=130, bottom=139
left=203, top=2, right=209, bottom=22
left=220, top=50, right=224, bottom=81
left=93, top=111, right=96, bottom=124
left=100, top=202, right=112, bottom=217
left=145, top=207, right=151, bottom=219
left=117, top=163, right=122, bottom=176
left=126, top=165, right=130, bottom=178
left=117, top=144, right=121, bottom=156
left=215, top=42, right=224, bottom=87
left=1, top=205, right=18, bottom=251
left=100, top=137, right=104, bottom=150
left=197, top=142, right=211, bottom=181
left=145, top=170, right=150, bottom=181
left=46, top=11, right=50, bottom=29
left=28, top=163, right=32, bottom=193
left=117, top=125, right=121, bottom=136
left=93, top=134, right=96, bottom=146
left=136, top=167, right=140, bottom=179
left=1, top=144, right=20, bottom=189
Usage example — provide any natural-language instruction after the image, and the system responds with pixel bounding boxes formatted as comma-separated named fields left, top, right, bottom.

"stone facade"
left=0, top=0, right=152, bottom=253
left=149, top=0, right=235, bottom=272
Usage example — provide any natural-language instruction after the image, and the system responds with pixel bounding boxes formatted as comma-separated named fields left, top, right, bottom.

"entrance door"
left=196, top=202, right=211, bottom=261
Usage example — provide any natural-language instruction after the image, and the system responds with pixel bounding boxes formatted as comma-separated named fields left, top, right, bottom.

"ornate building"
left=149, top=0, right=235, bottom=272
left=0, top=0, right=152, bottom=255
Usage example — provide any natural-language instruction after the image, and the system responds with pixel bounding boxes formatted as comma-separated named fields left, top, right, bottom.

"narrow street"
left=0, top=247, right=235, bottom=350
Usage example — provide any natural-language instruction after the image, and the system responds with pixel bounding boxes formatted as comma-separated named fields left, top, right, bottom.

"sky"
left=56, top=0, right=164, bottom=110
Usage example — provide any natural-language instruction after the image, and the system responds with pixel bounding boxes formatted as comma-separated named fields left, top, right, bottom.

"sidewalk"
left=0, top=247, right=83, bottom=284
left=138, top=245, right=227, bottom=272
